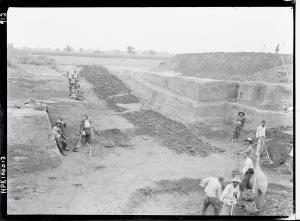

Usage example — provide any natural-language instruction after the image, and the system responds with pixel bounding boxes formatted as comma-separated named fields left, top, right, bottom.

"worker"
left=220, top=176, right=241, bottom=215
left=241, top=152, right=253, bottom=175
left=256, top=120, right=266, bottom=156
left=250, top=166, right=268, bottom=211
left=53, top=122, right=70, bottom=154
left=80, top=115, right=94, bottom=145
left=73, top=70, right=78, bottom=80
left=232, top=112, right=246, bottom=142
left=200, top=176, right=224, bottom=215
left=239, top=168, right=255, bottom=193
left=67, top=71, right=72, bottom=83
left=56, top=115, right=66, bottom=135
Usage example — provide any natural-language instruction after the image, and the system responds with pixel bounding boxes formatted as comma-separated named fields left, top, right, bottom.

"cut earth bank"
left=7, top=55, right=293, bottom=216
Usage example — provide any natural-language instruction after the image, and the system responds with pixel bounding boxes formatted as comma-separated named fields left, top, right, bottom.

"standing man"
left=200, top=177, right=224, bottom=215
left=73, top=70, right=78, bottom=81
left=80, top=115, right=94, bottom=146
left=250, top=166, right=268, bottom=211
left=232, top=112, right=246, bottom=142
left=256, top=121, right=266, bottom=156
left=241, top=152, right=254, bottom=175
left=220, top=176, right=241, bottom=215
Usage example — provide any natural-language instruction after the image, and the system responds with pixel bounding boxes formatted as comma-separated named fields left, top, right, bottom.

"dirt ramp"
left=7, top=108, right=62, bottom=177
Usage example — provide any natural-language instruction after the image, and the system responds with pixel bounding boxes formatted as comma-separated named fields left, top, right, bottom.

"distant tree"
left=64, top=45, right=74, bottom=52
left=79, top=48, right=84, bottom=52
left=148, top=50, right=156, bottom=55
left=127, top=46, right=135, bottom=54
left=7, top=43, right=13, bottom=48
left=275, top=43, right=280, bottom=54
left=93, top=50, right=101, bottom=54
left=55, top=48, right=60, bottom=52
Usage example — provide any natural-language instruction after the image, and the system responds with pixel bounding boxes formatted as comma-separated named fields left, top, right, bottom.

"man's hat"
left=238, top=111, right=245, bottom=116
left=55, top=120, right=62, bottom=124
left=245, top=137, right=253, bottom=143
left=231, top=176, right=241, bottom=183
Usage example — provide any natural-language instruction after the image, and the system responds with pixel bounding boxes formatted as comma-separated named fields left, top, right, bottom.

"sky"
left=7, top=7, right=293, bottom=54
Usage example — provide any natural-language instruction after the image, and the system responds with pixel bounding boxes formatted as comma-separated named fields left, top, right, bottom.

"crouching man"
left=53, top=121, right=70, bottom=155
left=220, top=176, right=241, bottom=215
left=200, top=176, right=224, bottom=215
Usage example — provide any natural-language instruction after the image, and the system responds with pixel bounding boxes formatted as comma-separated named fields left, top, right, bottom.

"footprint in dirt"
left=73, top=183, right=83, bottom=188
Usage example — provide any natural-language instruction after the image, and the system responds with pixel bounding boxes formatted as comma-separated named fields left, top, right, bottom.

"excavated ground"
left=7, top=54, right=293, bottom=216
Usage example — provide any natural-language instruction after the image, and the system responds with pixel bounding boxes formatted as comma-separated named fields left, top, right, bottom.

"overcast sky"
left=7, top=7, right=293, bottom=54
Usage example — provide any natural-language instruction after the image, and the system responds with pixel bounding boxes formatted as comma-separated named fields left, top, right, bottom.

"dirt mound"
left=265, top=128, right=293, bottom=165
left=158, top=52, right=293, bottom=83
left=97, top=128, right=132, bottom=147
left=122, top=110, right=224, bottom=157
left=79, top=65, right=139, bottom=111
left=8, top=48, right=57, bottom=68
left=235, top=183, right=293, bottom=216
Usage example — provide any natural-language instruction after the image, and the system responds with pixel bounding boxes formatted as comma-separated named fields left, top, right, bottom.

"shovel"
left=87, top=143, right=92, bottom=157
left=76, top=131, right=83, bottom=148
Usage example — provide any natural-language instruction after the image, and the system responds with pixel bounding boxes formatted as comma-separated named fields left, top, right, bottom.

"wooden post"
left=280, top=54, right=289, bottom=81
left=252, top=139, right=261, bottom=194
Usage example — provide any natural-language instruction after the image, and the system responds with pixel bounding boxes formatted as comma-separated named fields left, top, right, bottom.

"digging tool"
left=65, top=127, right=76, bottom=147
left=61, top=132, right=77, bottom=152
left=87, top=143, right=92, bottom=157
left=76, top=131, right=83, bottom=148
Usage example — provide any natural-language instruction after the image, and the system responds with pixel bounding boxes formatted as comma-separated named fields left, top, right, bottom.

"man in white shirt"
left=200, top=177, right=224, bottom=215
left=80, top=115, right=94, bottom=145
left=220, top=176, right=241, bottom=215
left=241, top=152, right=253, bottom=175
left=256, top=121, right=266, bottom=156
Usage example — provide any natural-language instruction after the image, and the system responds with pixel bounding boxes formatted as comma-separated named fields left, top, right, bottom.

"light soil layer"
left=113, top=71, right=292, bottom=130
left=7, top=108, right=62, bottom=177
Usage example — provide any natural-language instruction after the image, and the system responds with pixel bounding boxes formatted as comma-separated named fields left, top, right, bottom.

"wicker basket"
left=244, top=201, right=259, bottom=214
left=243, top=190, right=255, bottom=201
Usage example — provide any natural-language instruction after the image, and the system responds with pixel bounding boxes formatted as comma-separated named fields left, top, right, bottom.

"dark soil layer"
left=122, top=110, right=224, bottom=157
left=235, top=183, right=293, bottom=216
left=79, top=65, right=139, bottom=111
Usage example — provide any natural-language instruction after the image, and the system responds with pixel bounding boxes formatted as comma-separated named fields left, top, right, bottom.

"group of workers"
left=52, top=114, right=96, bottom=155
left=200, top=155, right=268, bottom=215
left=66, top=70, right=85, bottom=101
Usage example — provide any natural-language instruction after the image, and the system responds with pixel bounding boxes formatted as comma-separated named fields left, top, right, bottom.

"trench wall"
left=115, top=71, right=293, bottom=130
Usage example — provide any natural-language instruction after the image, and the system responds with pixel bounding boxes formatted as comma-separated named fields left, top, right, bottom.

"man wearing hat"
left=232, top=112, right=246, bottom=142
left=220, top=176, right=241, bottom=215
left=56, top=115, right=67, bottom=135
left=52, top=121, right=70, bottom=155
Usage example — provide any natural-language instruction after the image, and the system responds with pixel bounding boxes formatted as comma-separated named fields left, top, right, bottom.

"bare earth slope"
left=156, top=52, right=293, bottom=83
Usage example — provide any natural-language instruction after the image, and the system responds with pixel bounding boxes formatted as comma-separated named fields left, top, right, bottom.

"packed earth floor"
left=7, top=62, right=293, bottom=216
